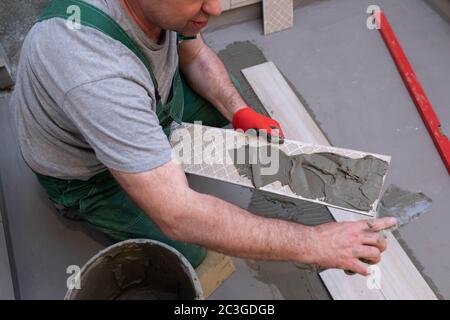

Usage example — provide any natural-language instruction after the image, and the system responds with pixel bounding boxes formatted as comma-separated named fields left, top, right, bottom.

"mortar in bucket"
left=65, top=239, right=204, bottom=300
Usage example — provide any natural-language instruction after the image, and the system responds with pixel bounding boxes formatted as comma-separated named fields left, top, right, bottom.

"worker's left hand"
left=232, top=107, right=285, bottom=143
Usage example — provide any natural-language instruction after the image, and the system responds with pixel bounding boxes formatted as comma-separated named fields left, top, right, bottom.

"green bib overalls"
left=34, top=0, right=242, bottom=268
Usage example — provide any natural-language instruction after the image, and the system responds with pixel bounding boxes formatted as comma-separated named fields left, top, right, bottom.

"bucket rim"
left=65, top=239, right=204, bottom=300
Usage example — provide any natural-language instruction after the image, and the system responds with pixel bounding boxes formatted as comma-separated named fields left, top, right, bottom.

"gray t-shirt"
left=11, top=0, right=177, bottom=180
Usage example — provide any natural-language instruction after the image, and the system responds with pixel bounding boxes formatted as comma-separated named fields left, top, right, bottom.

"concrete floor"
left=1, top=0, right=449, bottom=299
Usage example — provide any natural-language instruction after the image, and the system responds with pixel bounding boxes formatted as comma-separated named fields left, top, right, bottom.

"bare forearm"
left=112, top=164, right=312, bottom=263
left=179, top=43, right=246, bottom=121
left=112, top=162, right=396, bottom=276
left=172, top=190, right=315, bottom=264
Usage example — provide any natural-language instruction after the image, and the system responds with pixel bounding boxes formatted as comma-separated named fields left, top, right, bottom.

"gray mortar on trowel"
left=377, top=185, right=433, bottom=229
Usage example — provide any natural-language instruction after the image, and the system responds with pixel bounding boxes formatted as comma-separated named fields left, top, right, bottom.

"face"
left=138, top=0, right=222, bottom=35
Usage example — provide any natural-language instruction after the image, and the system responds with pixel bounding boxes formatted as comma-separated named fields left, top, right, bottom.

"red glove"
left=232, top=107, right=285, bottom=143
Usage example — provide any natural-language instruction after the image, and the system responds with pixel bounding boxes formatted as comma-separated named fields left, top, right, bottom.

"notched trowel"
left=377, top=184, right=432, bottom=231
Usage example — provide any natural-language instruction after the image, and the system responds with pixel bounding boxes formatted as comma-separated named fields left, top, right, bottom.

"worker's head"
left=137, top=0, right=222, bottom=36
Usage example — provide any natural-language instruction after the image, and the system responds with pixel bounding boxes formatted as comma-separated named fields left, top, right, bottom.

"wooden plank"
left=242, top=61, right=437, bottom=300
left=243, top=62, right=328, bottom=146
left=196, top=251, right=236, bottom=299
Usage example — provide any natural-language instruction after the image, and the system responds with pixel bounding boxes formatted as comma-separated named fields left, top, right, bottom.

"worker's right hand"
left=308, top=217, right=397, bottom=276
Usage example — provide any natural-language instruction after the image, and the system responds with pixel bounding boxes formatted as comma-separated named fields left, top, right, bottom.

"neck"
left=120, top=0, right=164, bottom=44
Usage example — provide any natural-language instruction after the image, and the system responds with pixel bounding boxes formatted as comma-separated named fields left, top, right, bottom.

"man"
left=12, top=0, right=396, bottom=275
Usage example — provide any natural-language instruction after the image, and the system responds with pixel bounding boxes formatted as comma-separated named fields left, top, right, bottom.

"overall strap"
left=38, top=0, right=162, bottom=101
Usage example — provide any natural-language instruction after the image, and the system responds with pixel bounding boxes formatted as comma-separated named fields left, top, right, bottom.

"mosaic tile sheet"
left=263, top=0, right=294, bottom=35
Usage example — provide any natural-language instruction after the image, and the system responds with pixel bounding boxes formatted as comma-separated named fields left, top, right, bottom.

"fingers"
left=344, top=270, right=356, bottom=276
left=362, top=232, right=388, bottom=252
left=348, top=259, right=370, bottom=276
left=353, top=246, right=381, bottom=264
left=363, top=217, right=397, bottom=232
left=344, top=221, right=390, bottom=276
left=270, top=122, right=285, bottom=140
left=345, top=245, right=381, bottom=276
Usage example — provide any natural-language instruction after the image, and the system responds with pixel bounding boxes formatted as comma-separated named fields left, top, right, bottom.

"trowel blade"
left=377, top=185, right=432, bottom=229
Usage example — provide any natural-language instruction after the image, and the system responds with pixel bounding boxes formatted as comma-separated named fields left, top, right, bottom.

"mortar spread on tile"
left=232, top=145, right=389, bottom=211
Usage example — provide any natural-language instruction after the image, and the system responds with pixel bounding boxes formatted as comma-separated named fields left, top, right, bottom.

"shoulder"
left=21, top=14, right=154, bottom=101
